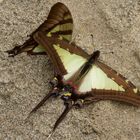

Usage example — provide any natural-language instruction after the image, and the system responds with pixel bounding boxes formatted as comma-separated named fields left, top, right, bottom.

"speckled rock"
left=0, top=0, right=140, bottom=140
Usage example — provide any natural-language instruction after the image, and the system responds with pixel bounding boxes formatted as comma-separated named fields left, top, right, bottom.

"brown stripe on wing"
left=48, top=19, right=73, bottom=41
left=40, top=19, right=72, bottom=31
left=52, top=30, right=72, bottom=35
left=59, top=19, right=73, bottom=24
left=33, top=31, right=67, bottom=76
left=85, top=89, right=140, bottom=106
left=96, top=61, right=138, bottom=94
left=35, top=3, right=73, bottom=35
left=47, top=18, right=72, bottom=26
left=7, top=3, right=73, bottom=56
left=37, top=35, right=89, bottom=58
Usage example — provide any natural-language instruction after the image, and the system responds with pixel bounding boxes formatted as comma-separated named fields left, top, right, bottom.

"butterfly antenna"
left=90, top=34, right=96, bottom=49
left=101, top=51, right=114, bottom=54
left=90, top=34, right=114, bottom=54
left=52, top=100, right=74, bottom=132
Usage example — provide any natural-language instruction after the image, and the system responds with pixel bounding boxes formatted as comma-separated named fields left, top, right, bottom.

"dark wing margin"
left=85, top=89, right=140, bottom=106
left=7, top=2, right=73, bottom=56
left=33, top=31, right=89, bottom=75
left=80, top=61, right=140, bottom=106
left=33, top=31, right=67, bottom=75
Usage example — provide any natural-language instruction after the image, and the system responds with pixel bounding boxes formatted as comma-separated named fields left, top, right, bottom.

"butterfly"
left=32, top=31, right=140, bottom=132
left=7, top=2, right=140, bottom=133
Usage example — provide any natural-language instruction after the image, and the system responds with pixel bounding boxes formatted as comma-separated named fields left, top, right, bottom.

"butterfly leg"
left=74, top=99, right=84, bottom=108
left=50, top=77, right=58, bottom=87
left=49, top=76, right=65, bottom=98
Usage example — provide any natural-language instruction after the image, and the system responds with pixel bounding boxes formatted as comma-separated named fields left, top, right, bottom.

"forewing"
left=77, top=61, right=139, bottom=94
left=34, top=31, right=139, bottom=96
left=77, top=61, right=140, bottom=106
left=96, top=61, right=139, bottom=94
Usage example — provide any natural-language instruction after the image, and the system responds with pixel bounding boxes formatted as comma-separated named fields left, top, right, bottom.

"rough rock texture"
left=0, top=0, right=140, bottom=140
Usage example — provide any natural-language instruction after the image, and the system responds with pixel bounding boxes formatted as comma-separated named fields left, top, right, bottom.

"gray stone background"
left=0, top=0, right=140, bottom=140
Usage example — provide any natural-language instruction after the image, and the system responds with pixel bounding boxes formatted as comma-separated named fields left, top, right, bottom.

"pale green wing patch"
left=33, top=19, right=73, bottom=54
left=78, top=65, right=125, bottom=92
left=59, top=22, right=73, bottom=41
left=54, top=44, right=86, bottom=79
left=49, top=23, right=72, bottom=34
left=47, top=22, right=73, bottom=41
left=32, top=45, right=46, bottom=53
left=64, top=14, right=72, bottom=20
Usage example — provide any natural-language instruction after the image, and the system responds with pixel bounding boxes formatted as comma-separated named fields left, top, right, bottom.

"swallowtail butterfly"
left=7, top=2, right=140, bottom=133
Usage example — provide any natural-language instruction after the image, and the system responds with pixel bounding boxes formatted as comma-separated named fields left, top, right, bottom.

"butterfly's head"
left=95, top=50, right=100, bottom=56
left=91, top=50, right=100, bottom=59
left=60, top=83, right=77, bottom=101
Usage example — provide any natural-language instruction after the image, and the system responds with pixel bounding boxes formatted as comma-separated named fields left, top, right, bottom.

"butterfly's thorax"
left=79, top=51, right=100, bottom=76
left=65, top=51, right=100, bottom=90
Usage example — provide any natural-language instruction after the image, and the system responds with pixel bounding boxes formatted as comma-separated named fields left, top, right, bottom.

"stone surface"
left=0, top=0, right=140, bottom=140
